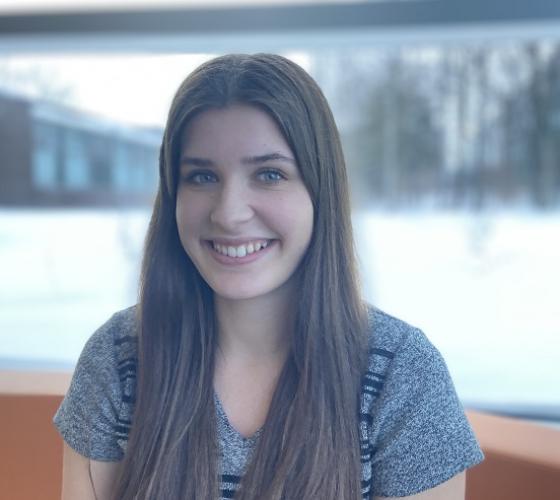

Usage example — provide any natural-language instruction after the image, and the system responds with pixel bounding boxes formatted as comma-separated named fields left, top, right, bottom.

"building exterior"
left=0, top=89, right=161, bottom=207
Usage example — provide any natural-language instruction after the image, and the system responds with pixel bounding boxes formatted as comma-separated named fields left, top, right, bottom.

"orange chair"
left=466, top=410, right=560, bottom=500
left=1, top=378, right=560, bottom=500
left=0, top=393, right=64, bottom=500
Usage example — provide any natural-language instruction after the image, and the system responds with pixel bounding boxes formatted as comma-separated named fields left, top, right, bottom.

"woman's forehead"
left=180, top=104, right=294, bottom=160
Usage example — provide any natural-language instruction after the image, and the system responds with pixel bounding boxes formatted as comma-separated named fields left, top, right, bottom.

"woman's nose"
left=209, top=180, right=254, bottom=229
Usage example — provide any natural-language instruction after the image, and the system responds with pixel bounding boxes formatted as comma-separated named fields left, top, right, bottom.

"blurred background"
left=0, top=0, right=559, bottom=424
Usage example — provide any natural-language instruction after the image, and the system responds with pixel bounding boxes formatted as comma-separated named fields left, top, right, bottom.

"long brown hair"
left=112, top=53, right=369, bottom=500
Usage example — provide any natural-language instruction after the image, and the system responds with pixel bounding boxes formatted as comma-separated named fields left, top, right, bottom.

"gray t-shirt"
left=53, top=305, right=484, bottom=498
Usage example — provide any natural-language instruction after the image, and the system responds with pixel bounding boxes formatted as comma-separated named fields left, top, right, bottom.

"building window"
left=63, top=129, right=90, bottom=190
left=113, top=140, right=132, bottom=192
left=32, top=121, right=62, bottom=190
left=85, top=133, right=113, bottom=189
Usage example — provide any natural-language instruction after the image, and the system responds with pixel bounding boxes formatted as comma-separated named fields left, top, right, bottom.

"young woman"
left=54, top=53, right=483, bottom=500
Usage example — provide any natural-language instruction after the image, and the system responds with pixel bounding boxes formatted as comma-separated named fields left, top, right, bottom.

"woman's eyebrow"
left=180, top=152, right=296, bottom=168
left=180, top=156, right=213, bottom=168
left=241, top=153, right=296, bottom=165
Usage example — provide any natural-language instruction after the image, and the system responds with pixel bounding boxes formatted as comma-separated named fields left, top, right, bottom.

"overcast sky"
left=0, top=1, right=314, bottom=127
left=0, top=52, right=310, bottom=128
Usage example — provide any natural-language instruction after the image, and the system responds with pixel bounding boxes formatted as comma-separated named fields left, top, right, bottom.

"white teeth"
left=212, top=240, right=271, bottom=258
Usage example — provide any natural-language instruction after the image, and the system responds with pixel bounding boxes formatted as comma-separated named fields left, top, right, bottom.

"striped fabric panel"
left=220, top=473, right=242, bottom=499
left=359, top=347, right=395, bottom=499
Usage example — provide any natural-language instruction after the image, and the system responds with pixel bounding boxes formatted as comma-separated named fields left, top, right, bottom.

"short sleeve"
left=53, top=314, right=125, bottom=461
left=369, top=328, right=484, bottom=497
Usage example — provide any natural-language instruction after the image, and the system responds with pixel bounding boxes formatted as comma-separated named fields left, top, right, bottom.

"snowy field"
left=1, top=208, right=559, bottom=411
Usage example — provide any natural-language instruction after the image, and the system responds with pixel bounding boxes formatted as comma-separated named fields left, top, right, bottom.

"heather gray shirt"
left=53, top=305, right=484, bottom=498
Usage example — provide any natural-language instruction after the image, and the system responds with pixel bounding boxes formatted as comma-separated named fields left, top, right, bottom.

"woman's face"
left=176, top=104, right=314, bottom=301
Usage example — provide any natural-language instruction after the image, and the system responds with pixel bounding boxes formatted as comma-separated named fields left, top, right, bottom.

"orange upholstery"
left=0, top=394, right=64, bottom=500
left=465, top=410, right=560, bottom=500
left=1, top=388, right=559, bottom=500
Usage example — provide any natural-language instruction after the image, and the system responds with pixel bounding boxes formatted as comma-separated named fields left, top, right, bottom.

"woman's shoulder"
left=101, top=304, right=139, bottom=341
left=86, top=305, right=139, bottom=362
left=362, top=305, right=484, bottom=498
left=365, top=304, right=440, bottom=363
left=361, top=304, right=454, bottom=407
left=52, top=305, right=139, bottom=461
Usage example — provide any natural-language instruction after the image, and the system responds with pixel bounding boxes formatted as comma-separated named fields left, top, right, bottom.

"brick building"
left=0, top=90, right=161, bottom=207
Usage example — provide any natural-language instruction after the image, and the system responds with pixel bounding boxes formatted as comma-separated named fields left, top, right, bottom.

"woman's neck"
left=214, top=289, right=294, bottom=366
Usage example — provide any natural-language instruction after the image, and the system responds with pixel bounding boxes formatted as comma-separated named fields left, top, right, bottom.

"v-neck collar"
left=214, top=391, right=264, bottom=444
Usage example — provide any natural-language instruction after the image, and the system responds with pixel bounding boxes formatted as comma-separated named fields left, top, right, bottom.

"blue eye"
left=257, top=169, right=286, bottom=183
left=183, top=171, right=218, bottom=185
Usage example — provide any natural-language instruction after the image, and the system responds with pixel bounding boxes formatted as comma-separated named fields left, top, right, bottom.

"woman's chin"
left=210, top=279, right=292, bottom=303
left=212, top=287, right=268, bottom=302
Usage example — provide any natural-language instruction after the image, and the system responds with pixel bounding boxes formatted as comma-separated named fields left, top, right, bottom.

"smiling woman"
left=176, top=104, right=313, bottom=302
left=52, top=53, right=483, bottom=500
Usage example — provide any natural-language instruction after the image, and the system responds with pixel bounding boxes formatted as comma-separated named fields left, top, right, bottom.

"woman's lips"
left=206, top=239, right=276, bottom=265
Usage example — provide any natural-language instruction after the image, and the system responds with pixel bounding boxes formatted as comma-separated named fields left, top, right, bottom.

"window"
left=32, top=121, right=61, bottom=190
left=85, top=133, right=113, bottom=189
left=1, top=0, right=559, bottom=423
left=63, top=129, right=90, bottom=190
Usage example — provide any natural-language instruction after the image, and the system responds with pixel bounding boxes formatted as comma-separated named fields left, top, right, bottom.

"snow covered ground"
left=1, top=208, right=558, bottom=410
left=354, top=209, right=560, bottom=409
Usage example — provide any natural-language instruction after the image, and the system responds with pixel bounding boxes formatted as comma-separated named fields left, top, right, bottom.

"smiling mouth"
left=206, top=238, right=276, bottom=259
left=208, top=239, right=273, bottom=258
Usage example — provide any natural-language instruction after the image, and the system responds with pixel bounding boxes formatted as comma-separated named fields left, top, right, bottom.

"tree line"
left=319, top=42, right=560, bottom=210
